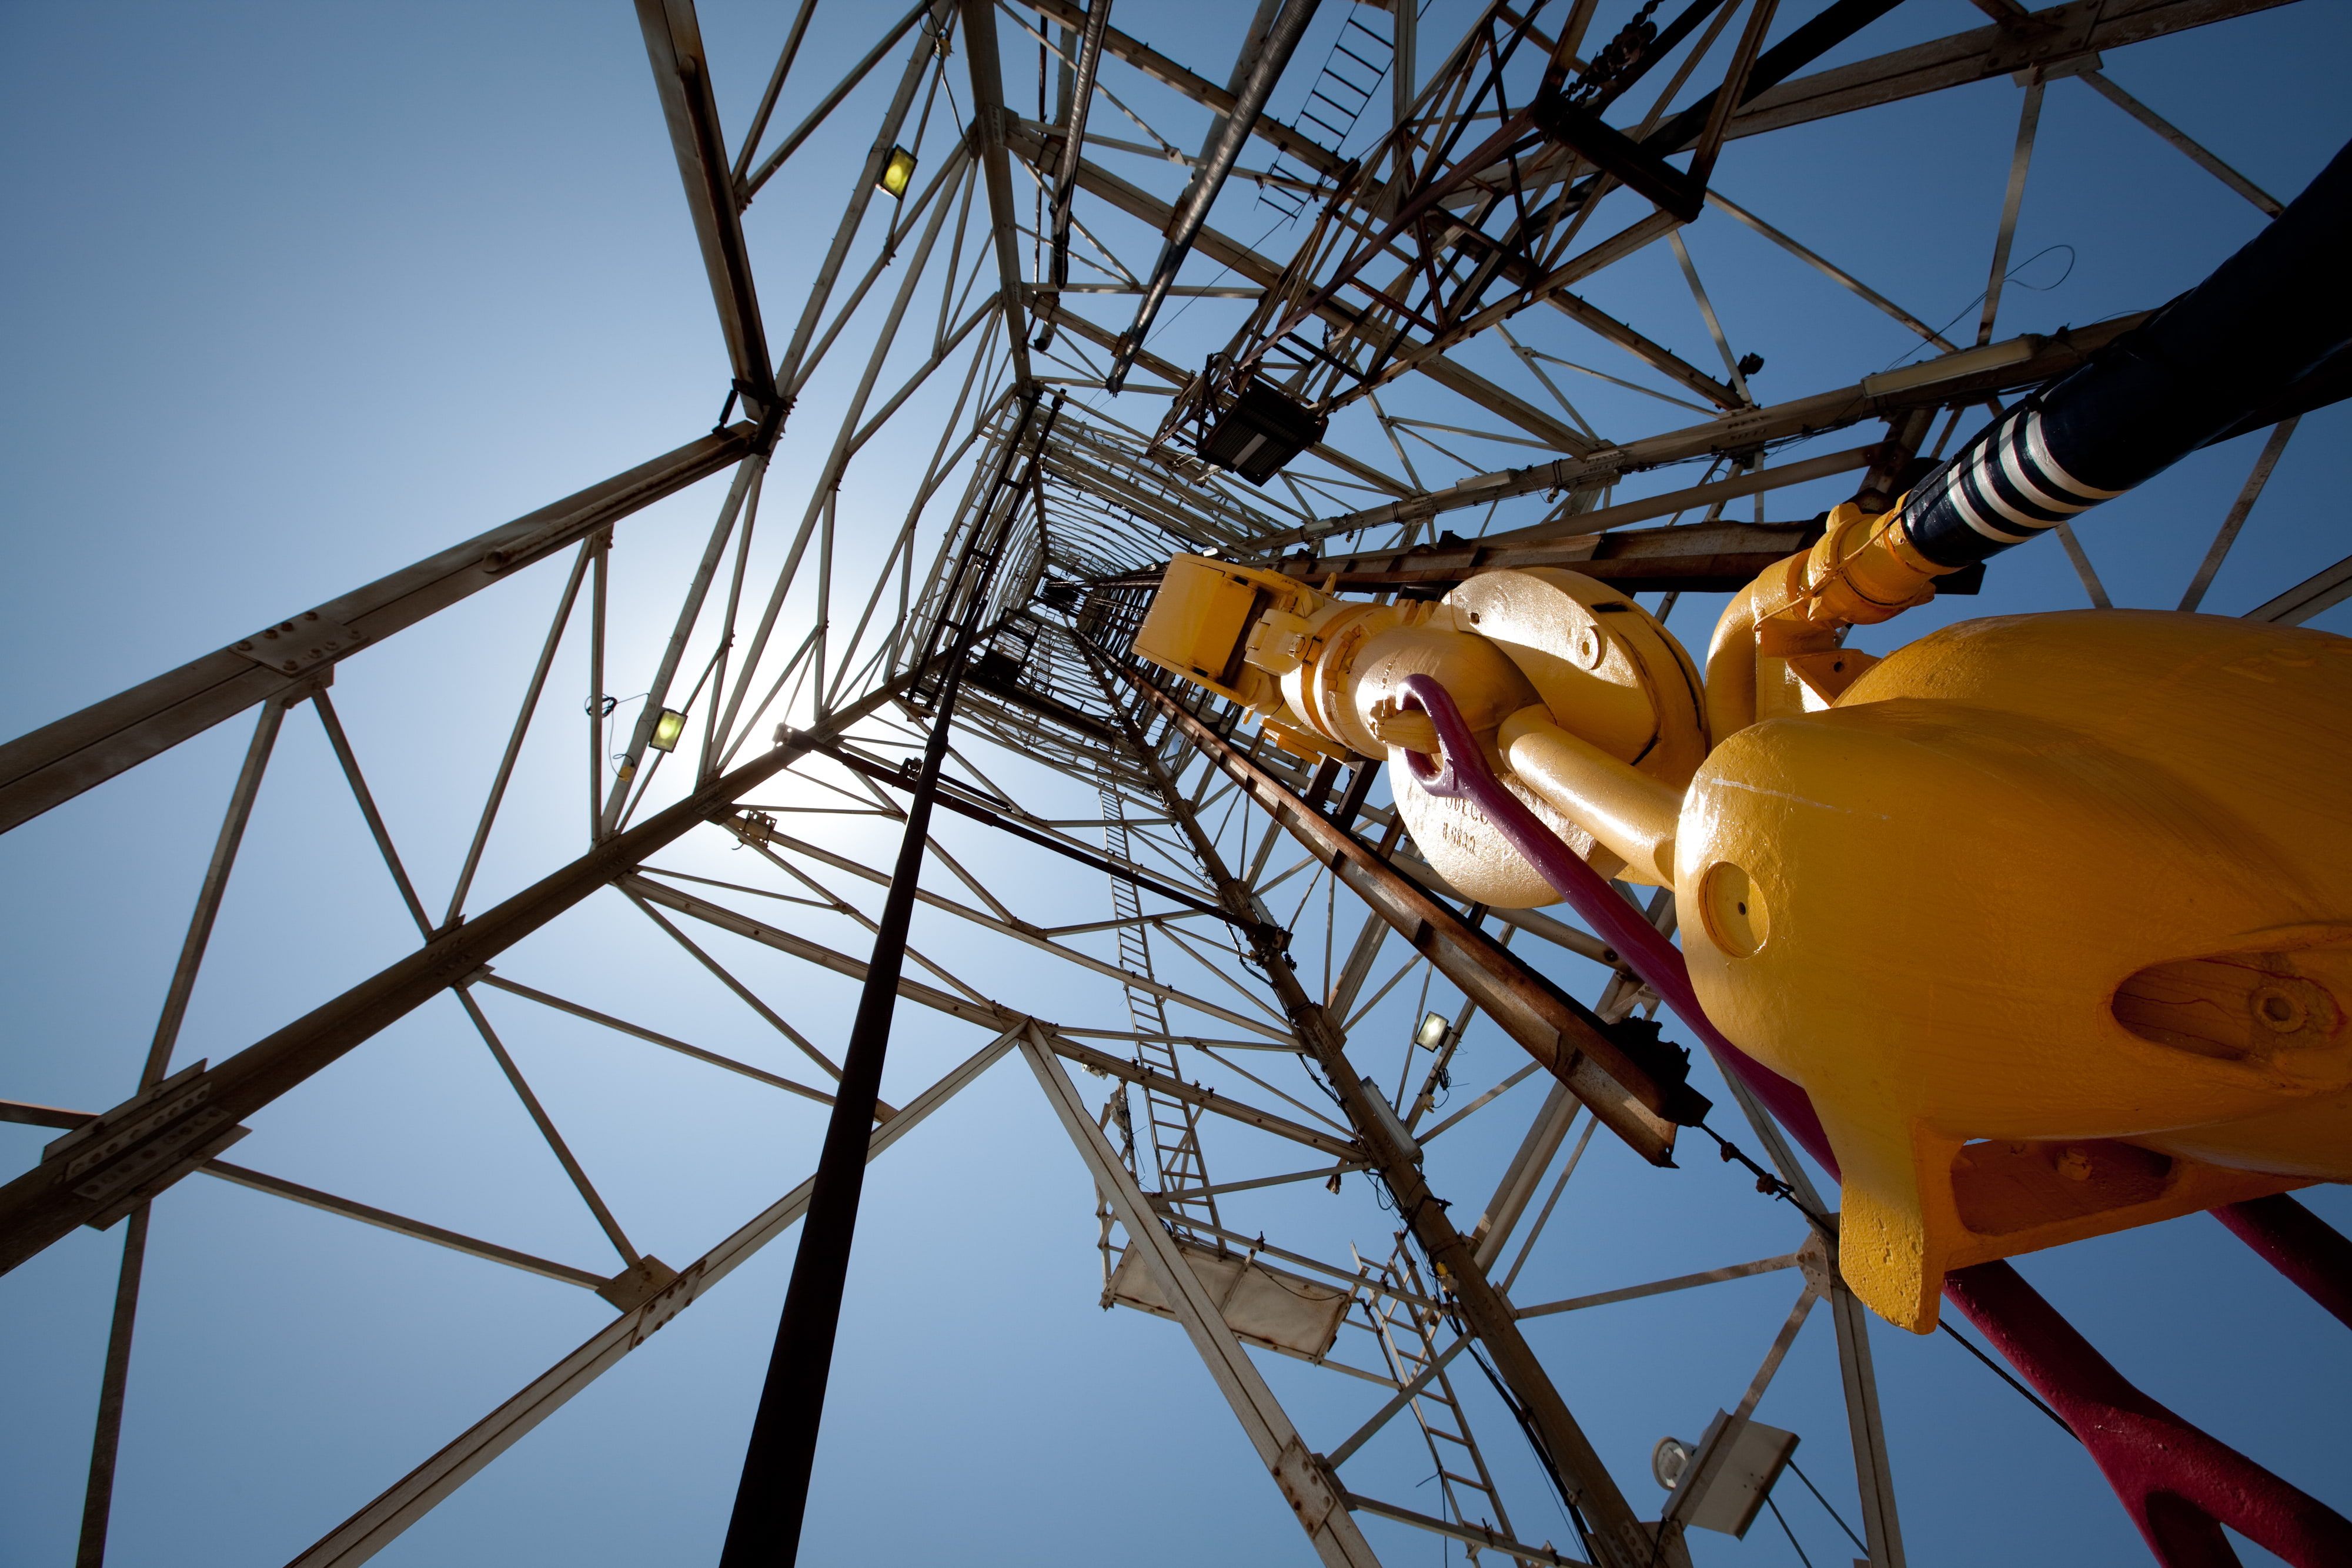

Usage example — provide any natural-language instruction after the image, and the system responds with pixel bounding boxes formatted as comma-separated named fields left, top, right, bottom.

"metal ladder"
left=1098, top=771, right=1222, bottom=1231
left=1259, top=4, right=1397, bottom=219
left=1359, top=1235, right=1529, bottom=1564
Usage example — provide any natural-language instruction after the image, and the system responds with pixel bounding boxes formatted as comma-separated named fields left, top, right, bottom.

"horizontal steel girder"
left=0, top=423, right=756, bottom=837
left=1090, top=516, right=1952, bottom=599
left=1272, top=513, right=1842, bottom=593
left=1722, top=0, right=2302, bottom=145
left=1248, top=317, right=2150, bottom=551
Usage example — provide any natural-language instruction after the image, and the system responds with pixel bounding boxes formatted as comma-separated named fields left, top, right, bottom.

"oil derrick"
left=5, top=5, right=2348, bottom=1568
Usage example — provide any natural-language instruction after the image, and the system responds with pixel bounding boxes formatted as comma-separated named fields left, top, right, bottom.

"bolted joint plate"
left=230, top=611, right=365, bottom=677
left=598, top=1255, right=680, bottom=1313
left=1273, top=1437, right=1344, bottom=1536
left=623, top=1259, right=706, bottom=1349
left=42, top=1060, right=252, bottom=1229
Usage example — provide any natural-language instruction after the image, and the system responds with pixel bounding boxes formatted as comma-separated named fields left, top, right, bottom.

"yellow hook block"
left=1679, top=609, right=2352, bottom=1330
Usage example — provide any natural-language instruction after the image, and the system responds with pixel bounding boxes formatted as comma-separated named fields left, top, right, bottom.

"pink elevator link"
left=1391, top=671, right=2352, bottom=1568
left=1391, top=673, right=1829, bottom=1161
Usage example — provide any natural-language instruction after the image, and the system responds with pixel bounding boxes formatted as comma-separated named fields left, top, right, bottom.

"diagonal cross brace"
left=0, top=683, right=908, bottom=1278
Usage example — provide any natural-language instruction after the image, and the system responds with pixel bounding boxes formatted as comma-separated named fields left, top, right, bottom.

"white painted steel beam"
left=283, top=1028, right=1021, bottom=1568
left=1018, top=1025, right=1385, bottom=1568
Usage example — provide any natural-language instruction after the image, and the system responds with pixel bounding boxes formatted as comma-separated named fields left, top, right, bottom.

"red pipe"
left=1394, top=673, right=2352, bottom=1567
left=2212, top=1193, right=2352, bottom=1331
left=1944, top=1261, right=2352, bottom=1567
left=1394, top=674, right=1830, bottom=1158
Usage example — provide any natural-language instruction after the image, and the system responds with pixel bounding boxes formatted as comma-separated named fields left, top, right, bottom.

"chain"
left=1567, top=0, right=1666, bottom=105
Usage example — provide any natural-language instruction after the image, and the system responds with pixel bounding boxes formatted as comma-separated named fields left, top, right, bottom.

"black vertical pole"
left=714, top=656, right=964, bottom=1567
left=717, top=393, right=1057, bottom=1567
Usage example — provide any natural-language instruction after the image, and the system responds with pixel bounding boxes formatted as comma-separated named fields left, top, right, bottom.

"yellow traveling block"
left=1132, top=542, right=2351, bottom=1331
left=1130, top=553, right=1299, bottom=709
left=1681, top=609, right=2349, bottom=1329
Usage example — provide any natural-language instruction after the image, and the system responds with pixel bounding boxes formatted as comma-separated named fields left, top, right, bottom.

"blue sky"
left=2, top=4, right=2348, bottom=1567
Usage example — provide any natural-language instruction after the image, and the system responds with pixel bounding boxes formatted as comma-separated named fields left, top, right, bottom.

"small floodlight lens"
left=878, top=146, right=917, bottom=199
left=649, top=708, right=687, bottom=752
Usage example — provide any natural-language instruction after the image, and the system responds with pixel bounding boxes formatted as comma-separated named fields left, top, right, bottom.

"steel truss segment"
left=2247, top=549, right=2352, bottom=627
left=1714, top=1068, right=1909, bottom=1565
left=618, top=870, right=1361, bottom=1160
left=1723, top=0, right=2303, bottom=145
left=145, top=694, right=290, bottom=1085
left=1514, top=1250, right=1804, bottom=1319
left=0, top=681, right=914, bottom=1277
left=997, top=118, right=1598, bottom=454
left=1656, top=1277, right=1822, bottom=1548
left=1025, top=0, right=1351, bottom=180
left=1355, top=1236, right=1525, bottom=1556
left=0, top=424, right=753, bottom=836
left=1020, top=1024, right=1385, bottom=1568
left=1250, top=316, right=2150, bottom=553
left=1099, top=768, right=1227, bottom=1221
left=739, top=1, right=936, bottom=203
left=455, top=984, right=644, bottom=1269
left=282, top=1027, right=1023, bottom=1568
left=1343, top=1491, right=1593, bottom=1568
left=0, top=1086, right=621, bottom=1298
left=1044, top=667, right=1891, bottom=1561
left=1167, top=0, right=1782, bottom=433
left=196, top=1159, right=614, bottom=1290
left=634, top=0, right=779, bottom=413
left=78, top=1201, right=149, bottom=1568
left=961, top=0, right=1040, bottom=388
left=14, top=2, right=2350, bottom=1562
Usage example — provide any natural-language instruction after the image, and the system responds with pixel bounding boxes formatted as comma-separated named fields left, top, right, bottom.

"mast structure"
left=3, top=4, right=2346, bottom=1566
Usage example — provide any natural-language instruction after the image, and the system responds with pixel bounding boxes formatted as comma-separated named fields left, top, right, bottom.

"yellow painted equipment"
left=1133, top=527, right=2352, bottom=1332
left=1682, top=607, right=2348, bottom=1329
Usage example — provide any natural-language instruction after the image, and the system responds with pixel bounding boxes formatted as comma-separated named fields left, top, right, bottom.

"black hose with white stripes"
left=1897, top=136, right=2352, bottom=570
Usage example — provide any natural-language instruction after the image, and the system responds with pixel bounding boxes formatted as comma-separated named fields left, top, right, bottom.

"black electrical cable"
left=1783, top=1459, right=1868, bottom=1556
left=1937, top=1320, right=2077, bottom=1440
left=1692, top=1120, right=1834, bottom=1236
left=1460, top=1338, right=1599, bottom=1566
left=1763, top=1493, right=1816, bottom=1568
left=1877, top=244, right=2077, bottom=375
left=1682, top=1105, right=2089, bottom=1548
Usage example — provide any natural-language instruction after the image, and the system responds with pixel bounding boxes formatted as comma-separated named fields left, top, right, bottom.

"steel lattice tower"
left=3, top=4, right=2347, bottom=1567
